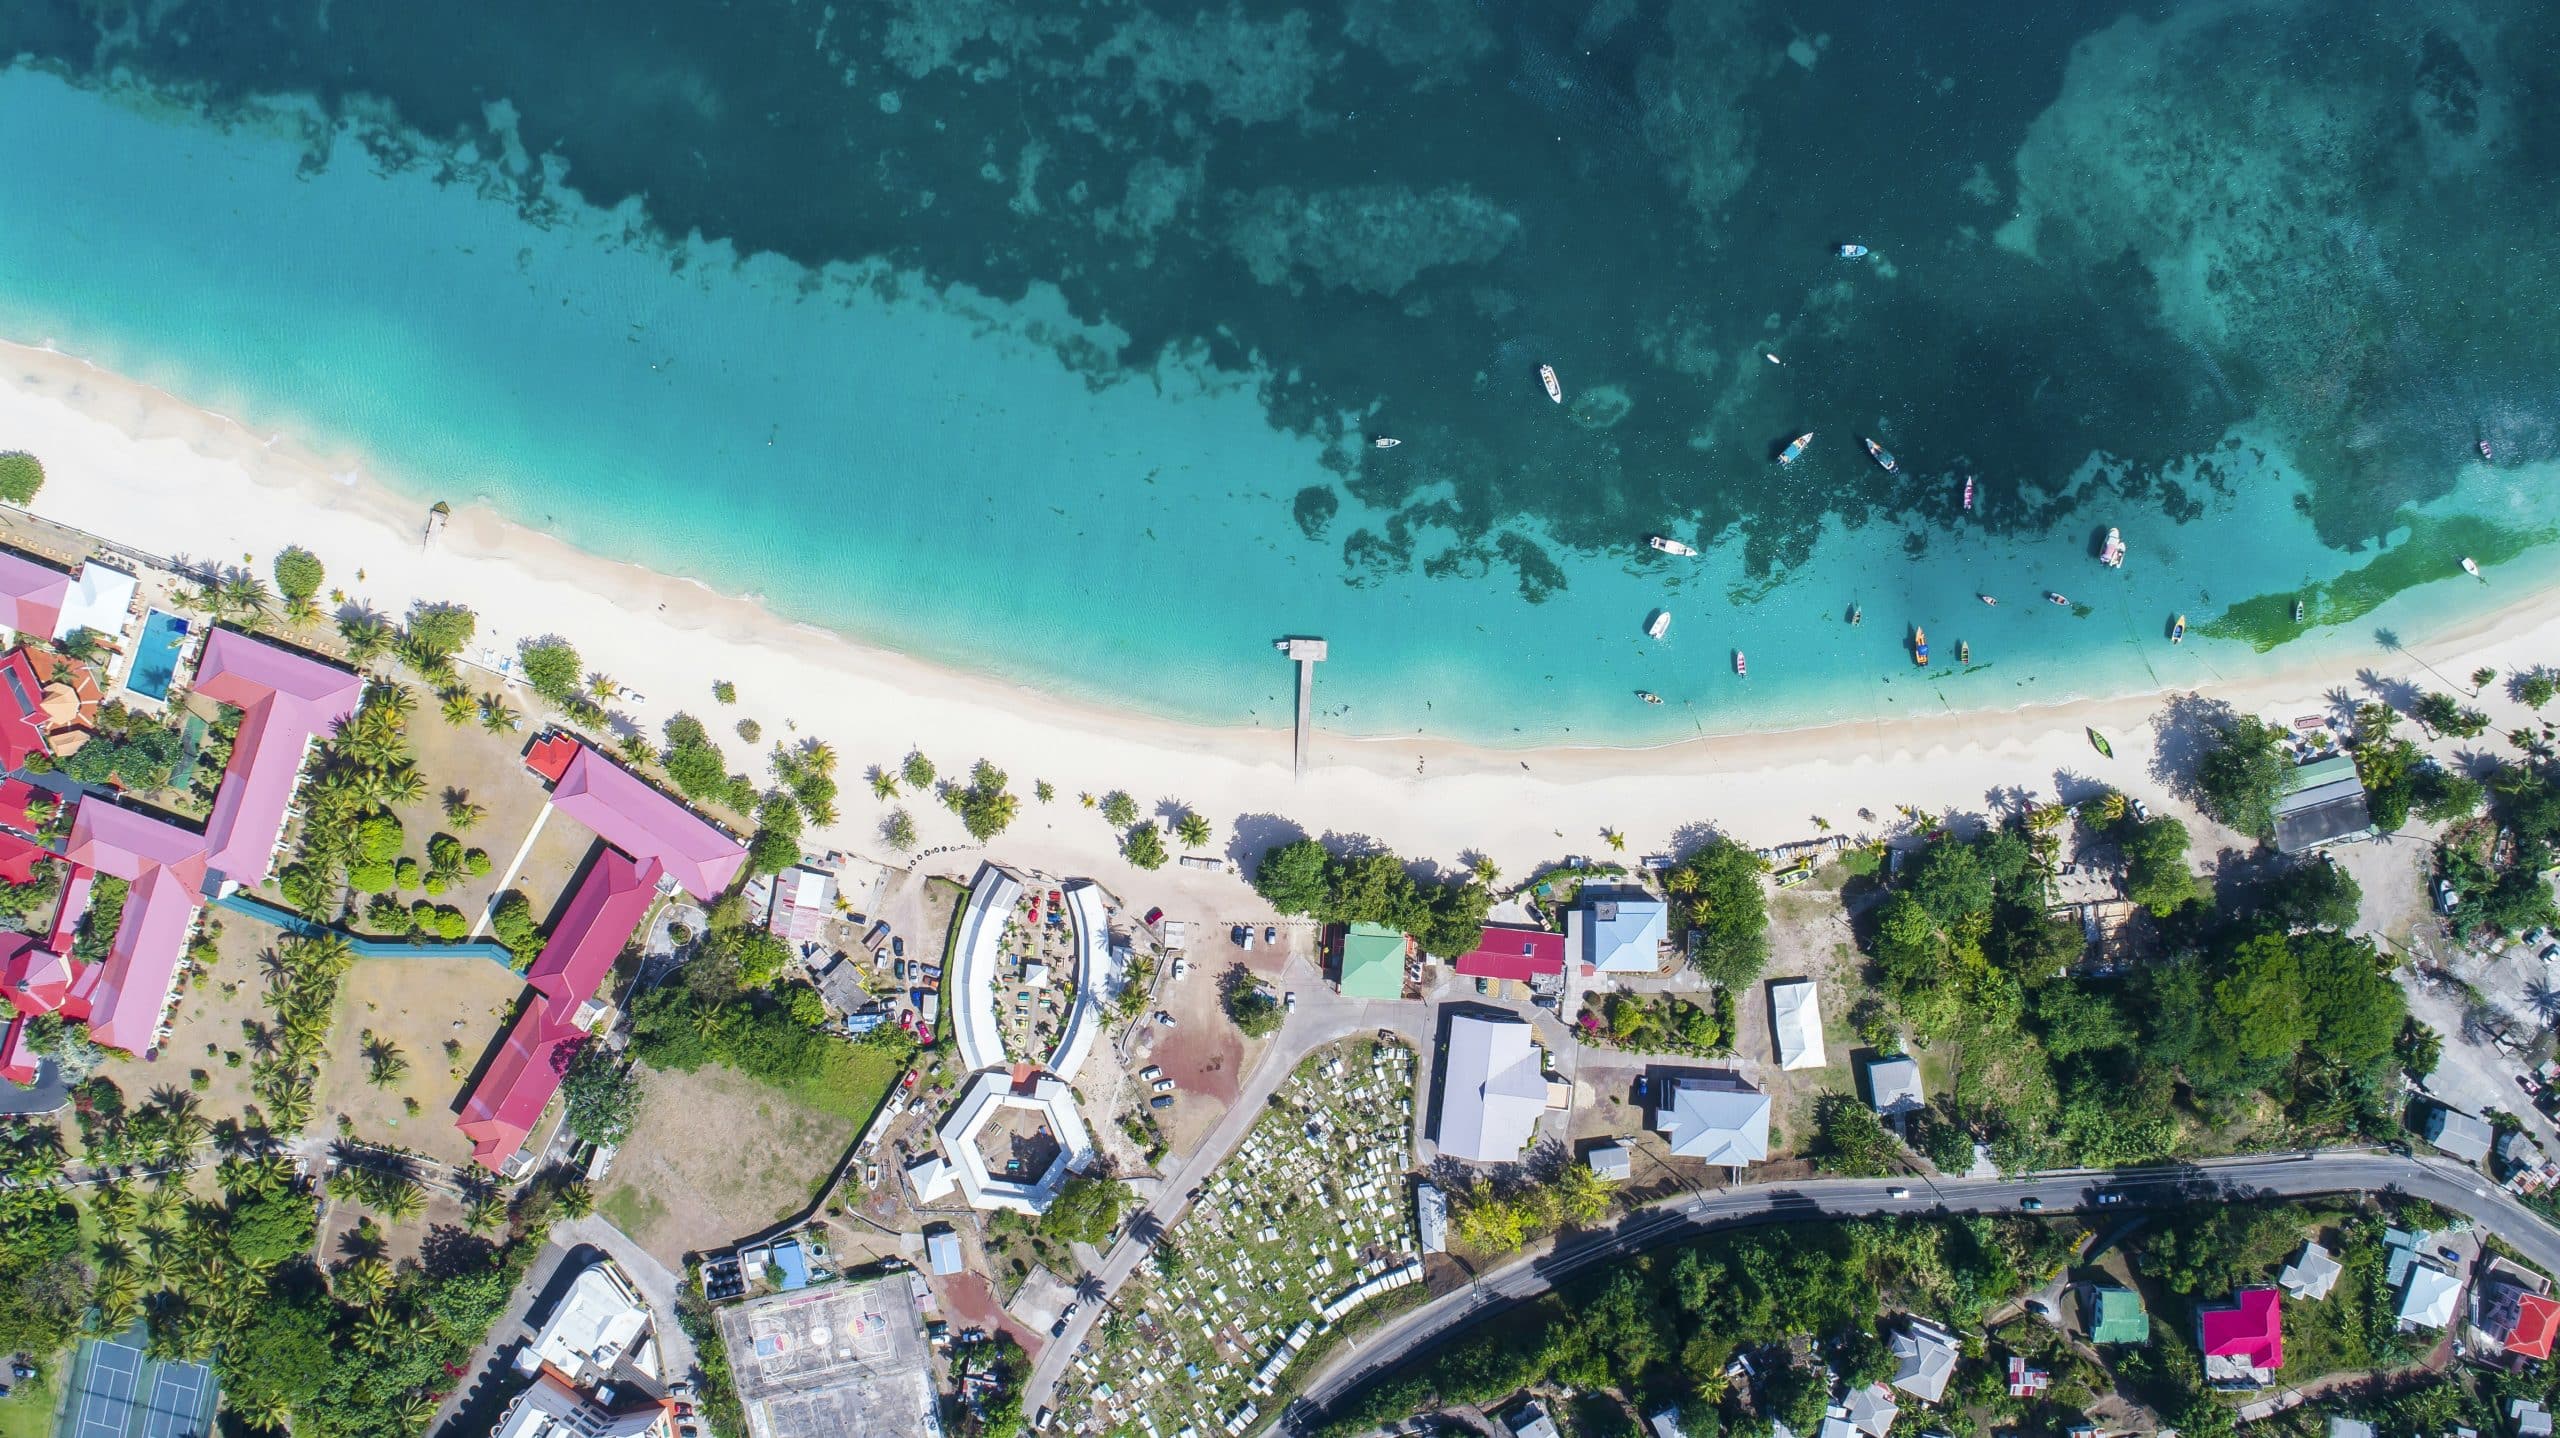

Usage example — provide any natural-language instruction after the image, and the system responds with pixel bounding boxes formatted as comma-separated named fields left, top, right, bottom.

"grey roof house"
left=1655, top=1072, right=1772, bottom=1168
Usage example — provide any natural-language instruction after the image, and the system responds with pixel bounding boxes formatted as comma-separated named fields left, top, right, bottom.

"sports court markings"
left=67, top=1332, right=217, bottom=1438
left=140, top=1360, right=211, bottom=1438
left=72, top=1337, right=143, bottom=1438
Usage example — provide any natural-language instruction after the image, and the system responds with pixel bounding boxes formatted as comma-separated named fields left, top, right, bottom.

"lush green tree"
left=2397, top=1019, right=2443, bottom=1081
left=0, top=451, right=43, bottom=504
left=900, top=750, right=936, bottom=790
left=2521, top=670, right=2557, bottom=710
left=947, top=760, right=1019, bottom=841
left=882, top=808, right=918, bottom=851
left=519, top=638, right=584, bottom=704
left=1223, top=971, right=1285, bottom=1038
left=1326, top=851, right=1426, bottom=930
left=272, top=546, right=326, bottom=608
left=1038, top=1176, right=1130, bottom=1246
left=2413, top=691, right=2466, bottom=736
left=1681, top=838, right=1771, bottom=987
left=560, top=1042, right=644, bottom=1147
left=1099, top=790, right=1139, bottom=828
left=2032, top=982, right=2134, bottom=1059
left=2195, top=713, right=2290, bottom=840
left=401, top=601, right=477, bottom=666
left=2413, top=766, right=2486, bottom=823
left=712, top=679, right=737, bottom=703
left=2212, top=932, right=2310, bottom=1068
left=489, top=890, right=543, bottom=962
left=221, top=1283, right=336, bottom=1419
left=1906, top=840, right=1995, bottom=926
left=2124, top=815, right=2205, bottom=914
left=1122, top=823, right=1168, bottom=870
left=2259, top=856, right=2362, bottom=931
left=1807, top=1093, right=1900, bottom=1177
left=2292, top=930, right=2403, bottom=1070
left=1253, top=838, right=1331, bottom=915
left=1415, top=879, right=1493, bottom=961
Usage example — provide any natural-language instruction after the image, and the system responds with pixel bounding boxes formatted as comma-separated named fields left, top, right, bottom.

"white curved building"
left=951, top=863, right=1021, bottom=1074
left=1049, top=881, right=1121, bottom=1081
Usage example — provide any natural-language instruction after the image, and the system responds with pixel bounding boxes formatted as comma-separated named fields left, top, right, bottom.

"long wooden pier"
left=1275, top=637, right=1327, bottom=775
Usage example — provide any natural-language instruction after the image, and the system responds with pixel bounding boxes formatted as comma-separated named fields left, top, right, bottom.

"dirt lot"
left=597, top=1060, right=859, bottom=1266
left=317, top=955, right=531, bottom=1166
left=154, top=912, right=290, bottom=1131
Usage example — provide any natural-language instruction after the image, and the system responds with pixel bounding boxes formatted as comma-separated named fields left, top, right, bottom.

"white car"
left=1139, top=1065, right=1163, bottom=1081
left=1886, top=1186, right=1911, bottom=1200
left=1156, top=1010, right=1177, bottom=1027
left=1153, top=1078, right=1177, bottom=1092
left=1171, top=957, right=1188, bottom=979
left=1284, top=991, right=1297, bottom=1012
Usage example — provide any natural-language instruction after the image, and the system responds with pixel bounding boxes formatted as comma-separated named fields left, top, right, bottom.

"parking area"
left=63, top=1329, right=217, bottom=1438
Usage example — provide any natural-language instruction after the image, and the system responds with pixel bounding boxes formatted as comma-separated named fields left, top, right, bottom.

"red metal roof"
left=525, top=731, right=580, bottom=784
left=0, top=649, right=49, bottom=770
left=457, top=1002, right=585, bottom=1165
left=0, top=830, right=51, bottom=886
left=2510, top=1294, right=2560, bottom=1360
left=0, top=1015, right=33, bottom=1086
left=0, top=777, right=49, bottom=833
left=2199, top=1288, right=2283, bottom=1370
left=525, top=850, right=661, bottom=1013
left=1453, top=924, right=1567, bottom=981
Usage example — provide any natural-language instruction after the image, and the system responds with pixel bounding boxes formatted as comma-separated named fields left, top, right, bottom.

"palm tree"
left=391, top=1391, right=439, bottom=1432
left=557, top=1180, right=596, bottom=1220
left=617, top=732, right=651, bottom=765
left=439, top=688, right=476, bottom=726
left=587, top=670, right=618, bottom=700
left=1175, top=811, right=1212, bottom=849
left=93, top=1272, right=144, bottom=1332
left=479, top=695, right=519, bottom=734
left=869, top=768, right=898, bottom=800
left=377, top=762, right=429, bottom=808
left=232, top=1389, right=294, bottom=1432
left=218, top=573, right=274, bottom=623
left=338, top=612, right=395, bottom=665
left=464, top=1189, right=507, bottom=1235
left=1603, top=828, right=1628, bottom=853
left=333, top=1255, right=394, bottom=1310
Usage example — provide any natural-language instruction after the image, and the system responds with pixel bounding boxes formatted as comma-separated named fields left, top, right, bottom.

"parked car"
left=1140, top=1065, right=1163, bottom=1080
left=1283, top=991, right=1296, bottom=1012
left=2096, top=1191, right=2123, bottom=1205
left=1171, top=957, right=1189, bottom=979
left=667, top=1382, right=693, bottom=1399
left=2019, top=1196, right=2045, bottom=1212
left=1151, top=1095, right=1175, bottom=1110
left=1886, top=1186, right=1911, bottom=1200
left=2130, top=797, right=2152, bottom=822
left=2441, top=1246, right=2464, bottom=1264
left=1153, top=1078, right=1177, bottom=1092
left=1034, top=1408, right=1053, bottom=1431
left=1051, top=1303, right=1078, bottom=1337
left=1156, top=1010, right=1177, bottom=1026
left=1474, top=976, right=1490, bottom=995
left=1264, top=925, right=1277, bottom=945
left=864, top=1162, right=880, bottom=1187
left=892, top=936, right=906, bottom=957
left=893, top=959, right=907, bottom=980
left=1144, top=907, right=1164, bottom=927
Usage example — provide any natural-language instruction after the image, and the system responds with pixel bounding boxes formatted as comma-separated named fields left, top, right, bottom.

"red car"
left=1144, top=907, right=1165, bottom=927
left=902, top=1070, right=919, bottom=1090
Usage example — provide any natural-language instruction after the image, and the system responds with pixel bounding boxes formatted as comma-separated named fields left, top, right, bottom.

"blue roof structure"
left=1577, top=887, right=1668, bottom=973
left=773, top=1239, right=810, bottom=1291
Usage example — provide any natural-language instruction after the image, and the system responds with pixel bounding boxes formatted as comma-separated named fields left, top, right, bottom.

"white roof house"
left=1654, top=1073, right=1772, bottom=1167
left=1890, top=1318, right=1960, bottom=1403
left=1842, top=1383, right=1899, bottom=1438
left=1769, top=978, right=1827, bottom=1071
left=514, top=1261, right=655, bottom=1386
left=1568, top=887, right=1669, bottom=973
left=936, top=1069, right=1096, bottom=1214
left=1587, top=1141, right=1633, bottom=1181
left=951, top=864, right=1024, bottom=1072
left=1865, top=1055, right=1923, bottom=1116
left=2513, top=1400, right=2552, bottom=1438
left=2399, top=1265, right=2463, bottom=1331
left=2279, top=1241, right=2342, bottom=1301
left=54, top=561, right=138, bottom=642
left=924, top=1226, right=965, bottom=1276
left=1416, top=1181, right=1448, bottom=1254
left=1437, top=1014, right=1548, bottom=1163
left=2329, top=1420, right=2375, bottom=1438
left=905, top=1153, right=956, bottom=1204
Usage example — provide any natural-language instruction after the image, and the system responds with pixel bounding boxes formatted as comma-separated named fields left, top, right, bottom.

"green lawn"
left=788, top=1038, right=906, bottom=1124
left=0, top=1355, right=64, bottom=1438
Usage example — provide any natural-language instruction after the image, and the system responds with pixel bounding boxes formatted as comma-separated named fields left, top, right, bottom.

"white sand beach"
left=7, top=336, right=2558, bottom=895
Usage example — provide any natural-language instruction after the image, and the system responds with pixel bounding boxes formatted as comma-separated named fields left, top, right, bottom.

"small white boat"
left=1539, top=364, right=1563, bottom=403
left=1977, top=594, right=1997, bottom=607
left=2462, top=556, right=2483, bottom=580
left=1778, top=432, right=1814, bottom=465
left=1645, top=609, right=1671, bottom=640
left=1636, top=690, right=1663, bottom=706
left=2047, top=592, right=2070, bottom=606
left=1764, top=352, right=1783, bottom=366
left=1838, top=243, right=1869, bottom=259
left=1373, top=437, right=1401, bottom=449
left=2480, top=440, right=2494, bottom=461
left=1961, top=475, right=1974, bottom=512
left=2170, top=613, right=2186, bottom=644
left=1863, top=438, right=1897, bottom=473
left=1733, top=651, right=1747, bottom=677
left=2100, top=527, right=2126, bottom=568
left=1647, top=536, right=1699, bottom=557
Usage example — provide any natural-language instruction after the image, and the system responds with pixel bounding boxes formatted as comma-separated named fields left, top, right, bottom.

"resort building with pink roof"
left=0, top=548, right=71, bottom=642
left=58, top=799, right=213, bottom=1053
left=459, top=737, right=742, bottom=1167
left=191, top=627, right=365, bottom=887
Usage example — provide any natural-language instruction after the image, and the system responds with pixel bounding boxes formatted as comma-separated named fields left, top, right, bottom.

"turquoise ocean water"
left=1, top=0, right=2555, bottom=746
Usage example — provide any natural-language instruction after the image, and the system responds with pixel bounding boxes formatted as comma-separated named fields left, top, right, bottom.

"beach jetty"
left=1276, top=636, right=1327, bottom=775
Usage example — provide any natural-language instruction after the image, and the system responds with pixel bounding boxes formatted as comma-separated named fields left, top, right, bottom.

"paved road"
left=1281, top=1149, right=2544, bottom=1431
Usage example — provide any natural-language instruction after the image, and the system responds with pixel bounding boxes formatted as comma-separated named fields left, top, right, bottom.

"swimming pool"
left=125, top=609, right=189, bottom=701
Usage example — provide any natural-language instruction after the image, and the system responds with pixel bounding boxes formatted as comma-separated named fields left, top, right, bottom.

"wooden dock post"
left=1275, top=637, right=1327, bottom=775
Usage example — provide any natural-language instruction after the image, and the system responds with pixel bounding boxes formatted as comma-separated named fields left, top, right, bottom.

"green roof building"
left=1338, top=922, right=1408, bottom=999
left=2084, top=1283, right=2150, bottom=1345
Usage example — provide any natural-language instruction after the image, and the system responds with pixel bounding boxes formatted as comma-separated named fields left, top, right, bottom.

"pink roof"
left=0, top=549, right=70, bottom=640
left=0, top=1015, right=33, bottom=1085
left=2, top=934, right=70, bottom=1017
left=48, top=868, right=91, bottom=958
left=1454, top=925, right=1567, bottom=981
left=0, top=650, right=48, bottom=769
left=550, top=745, right=744, bottom=899
left=526, top=850, right=661, bottom=1013
left=61, top=801, right=210, bottom=1054
left=457, top=1002, right=585, bottom=1164
left=192, top=630, right=363, bottom=886
left=2200, top=1288, right=2284, bottom=1370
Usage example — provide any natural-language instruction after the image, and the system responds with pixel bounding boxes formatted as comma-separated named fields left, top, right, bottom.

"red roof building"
left=525, top=731, right=581, bottom=785
left=0, top=649, right=50, bottom=769
left=2, top=933, right=72, bottom=1017
left=191, top=630, right=364, bottom=887
left=457, top=1002, right=586, bottom=1165
left=525, top=851, right=663, bottom=1015
left=2506, top=1292, right=2560, bottom=1360
left=1454, top=925, right=1567, bottom=982
left=2199, top=1288, right=2284, bottom=1383
left=0, top=777, right=50, bottom=834
left=0, top=830, right=52, bottom=886
left=0, top=1015, right=34, bottom=1086
left=59, top=801, right=210, bottom=1054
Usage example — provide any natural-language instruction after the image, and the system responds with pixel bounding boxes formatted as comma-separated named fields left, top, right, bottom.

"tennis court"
left=63, top=1329, right=219, bottom=1438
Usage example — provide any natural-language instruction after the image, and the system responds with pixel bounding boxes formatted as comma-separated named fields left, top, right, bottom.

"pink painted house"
left=0, top=550, right=71, bottom=641
left=192, top=628, right=365, bottom=887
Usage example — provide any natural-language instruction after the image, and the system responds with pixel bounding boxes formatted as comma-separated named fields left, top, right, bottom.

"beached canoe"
left=2087, top=727, right=2113, bottom=758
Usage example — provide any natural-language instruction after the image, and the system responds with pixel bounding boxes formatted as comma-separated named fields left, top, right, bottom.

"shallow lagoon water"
left=0, top=0, right=2555, bottom=745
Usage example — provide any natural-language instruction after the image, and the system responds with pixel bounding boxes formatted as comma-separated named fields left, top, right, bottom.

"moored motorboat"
left=1734, top=650, right=1747, bottom=677
left=2046, top=592, right=2070, bottom=606
left=2481, top=439, right=2494, bottom=461
left=1977, top=594, right=1997, bottom=607
left=1863, top=437, right=1897, bottom=473
left=1765, top=352, right=1784, bottom=366
left=1962, top=475, right=1974, bottom=512
left=2462, top=556, right=2483, bottom=580
left=1646, top=609, right=1671, bottom=639
left=1637, top=690, right=1663, bottom=706
left=2100, top=527, right=2126, bottom=567
left=1373, top=437, right=1401, bottom=449
left=1778, top=432, right=1814, bottom=464
left=1958, top=640, right=1970, bottom=664
left=2170, top=613, right=2186, bottom=644
left=2088, top=728, right=2114, bottom=758
left=1648, top=535, right=1699, bottom=557
left=1912, top=626, right=1929, bottom=667
left=1838, top=243, right=1870, bottom=259
left=1539, top=364, right=1564, bottom=403
left=2293, top=598, right=2305, bottom=623
left=1849, top=604, right=1863, bottom=625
